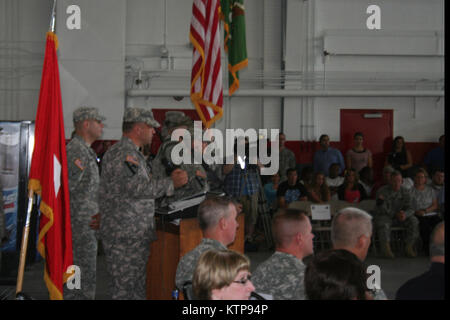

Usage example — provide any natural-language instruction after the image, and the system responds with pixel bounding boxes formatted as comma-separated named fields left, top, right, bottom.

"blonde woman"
left=306, top=172, right=331, bottom=203
left=193, top=249, right=255, bottom=300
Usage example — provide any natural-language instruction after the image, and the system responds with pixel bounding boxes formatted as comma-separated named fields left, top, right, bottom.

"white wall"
left=0, top=0, right=52, bottom=121
left=57, top=0, right=126, bottom=139
left=310, top=0, right=444, bottom=141
left=0, top=0, right=444, bottom=142
left=125, top=0, right=276, bottom=134
left=315, top=97, right=445, bottom=142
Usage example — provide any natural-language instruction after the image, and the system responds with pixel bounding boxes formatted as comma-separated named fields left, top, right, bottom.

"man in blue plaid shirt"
left=224, top=154, right=260, bottom=250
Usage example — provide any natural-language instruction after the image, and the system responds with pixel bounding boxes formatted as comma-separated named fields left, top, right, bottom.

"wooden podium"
left=146, top=213, right=245, bottom=300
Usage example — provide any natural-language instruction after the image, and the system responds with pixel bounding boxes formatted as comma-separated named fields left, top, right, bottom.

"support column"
left=283, top=0, right=316, bottom=141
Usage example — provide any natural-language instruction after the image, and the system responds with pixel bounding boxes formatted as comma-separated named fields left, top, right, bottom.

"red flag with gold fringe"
left=28, top=31, right=73, bottom=300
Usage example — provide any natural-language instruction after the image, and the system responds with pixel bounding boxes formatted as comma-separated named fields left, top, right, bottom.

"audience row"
left=177, top=197, right=445, bottom=300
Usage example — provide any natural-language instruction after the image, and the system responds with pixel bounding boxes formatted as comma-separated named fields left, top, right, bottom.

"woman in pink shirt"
left=337, top=169, right=368, bottom=203
left=346, top=132, right=373, bottom=173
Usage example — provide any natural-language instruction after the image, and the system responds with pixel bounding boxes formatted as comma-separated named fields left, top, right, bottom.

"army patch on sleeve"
left=74, top=159, right=84, bottom=171
left=126, top=155, right=139, bottom=166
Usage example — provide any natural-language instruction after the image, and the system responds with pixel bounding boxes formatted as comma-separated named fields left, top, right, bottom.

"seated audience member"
left=428, top=168, right=444, bottom=200
left=278, top=133, right=297, bottom=182
left=264, top=172, right=280, bottom=211
left=359, top=166, right=374, bottom=197
left=345, top=132, right=373, bottom=173
left=252, top=209, right=314, bottom=300
left=402, top=174, right=415, bottom=190
left=277, top=168, right=308, bottom=208
left=192, top=249, right=255, bottom=300
left=423, top=135, right=445, bottom=176
left=371, top=165, right=394, bottom=199
left=373, top=170, right=420, bottom=259
left=306, top=172, right=331, bottom=204
left=304, top=249, right=370, bottom=300
left=385, top=136, right=413, bottom=178
left=337, top=169, right=368, bottom=203
left=331, top=207, right=387, bottom=300
left=313, top=134, right=345, bottom=176
left=299, top=165, right=314, bottom=187
left=326, top=163, right=345, bottom=200
left=396, top=222, right=445, bottom=300
left=175, top=196, right=239, bottom=291
left=410, top=168, right=442, bottom=254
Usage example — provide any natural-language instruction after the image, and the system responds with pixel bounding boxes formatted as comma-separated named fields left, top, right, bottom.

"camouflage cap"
left=73, top=106, right=106, bottom=123
left=123, top=107, right=160, bottom=128
left=164, top=111, right=192, bottom=129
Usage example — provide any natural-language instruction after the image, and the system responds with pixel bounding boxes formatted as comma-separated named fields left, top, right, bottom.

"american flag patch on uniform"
left=74, top=159, right=84, bottom=170
left=126, top=155, right=139, bottom=166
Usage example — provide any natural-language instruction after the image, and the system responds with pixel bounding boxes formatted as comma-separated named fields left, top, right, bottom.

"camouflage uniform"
left=152, top=112, right=208, bottom=205
left=175, top=238, right=226, bottom=291
left=64, top=107, right=105, bottom=300
left=65, top=135, right=100, bottom=299
left=251, top=251, right=306, bottom=300
left=99, top=108, right=174, bottom=300
left=373, top=185, right=419, bottom=245
left=279, top=147, right=297, bottom=182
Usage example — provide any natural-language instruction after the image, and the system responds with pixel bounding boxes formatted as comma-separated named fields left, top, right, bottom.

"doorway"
left=340, top=109, right=393, bottom=180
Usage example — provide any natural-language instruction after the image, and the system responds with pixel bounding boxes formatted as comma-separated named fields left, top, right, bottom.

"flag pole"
left=15, top=190, right=34, bottom=299
left=15, top=0, right=57, bottom=299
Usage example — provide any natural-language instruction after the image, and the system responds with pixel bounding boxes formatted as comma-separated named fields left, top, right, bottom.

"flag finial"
left=50, top=0, right=57, bottom=32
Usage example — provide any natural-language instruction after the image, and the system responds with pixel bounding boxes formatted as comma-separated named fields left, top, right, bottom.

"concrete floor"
left=0, top=246, right=430, bottom=300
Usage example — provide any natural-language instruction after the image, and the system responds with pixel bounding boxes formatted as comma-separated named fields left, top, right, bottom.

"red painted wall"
left=77, top=139, right=438, bottom=177
left=285, top=140, right=438, bottom=170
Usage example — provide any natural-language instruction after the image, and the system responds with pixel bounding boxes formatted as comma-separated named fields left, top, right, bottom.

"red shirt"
left=344, top=189, right=361, bottom=203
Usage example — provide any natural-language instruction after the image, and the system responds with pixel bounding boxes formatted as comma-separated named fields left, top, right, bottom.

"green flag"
left=220, top=0, right=248, bottom=95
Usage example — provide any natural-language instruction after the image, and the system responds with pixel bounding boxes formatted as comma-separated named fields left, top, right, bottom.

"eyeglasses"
left=232, top=275, right=252, bottom=285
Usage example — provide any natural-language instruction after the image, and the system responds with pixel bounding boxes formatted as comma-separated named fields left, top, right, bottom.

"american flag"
left=190, top=0, right=223, bottom=129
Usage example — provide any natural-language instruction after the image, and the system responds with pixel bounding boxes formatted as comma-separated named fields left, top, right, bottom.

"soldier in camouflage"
left=152, top=111, right=192, bottom=181
left=99, top=107, right=188, bottom=300
left=373, top=170, right=420, bottom=259
left=251, top=208, right=314, bottom=300
left=64, top=106, right=105, bottom=300
left=278, top=133, right=297, bottom=182
left=331, top=207, right=387, bottom=300
left=175, top=196, right=238, bottom=292
left=152, top=111, right=209, bottom=206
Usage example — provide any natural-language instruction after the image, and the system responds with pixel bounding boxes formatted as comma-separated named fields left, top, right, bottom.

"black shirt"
left=395, top=262, right=445, bottom=300
left=277, top=181, right=308, bottom=205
